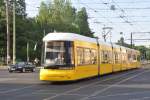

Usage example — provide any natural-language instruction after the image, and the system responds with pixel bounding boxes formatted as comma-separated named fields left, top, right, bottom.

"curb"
left=0, top=66, right=8, bottom=69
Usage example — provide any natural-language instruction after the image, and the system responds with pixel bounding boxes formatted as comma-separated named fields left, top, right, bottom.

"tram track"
left=79, top=68, right=150, bottom=100
left=43, top=68, right=145, bottom=100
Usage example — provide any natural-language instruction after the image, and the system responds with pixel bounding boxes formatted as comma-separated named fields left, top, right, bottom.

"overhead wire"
left=110, top=0, right=145, bottom=31
left=99, top=0, right=150, bottom=44
left=111, top=0, right=150, bottom=44
left=79, top=0, right=129, bottom=42
left=26, top=0, right=150, bottom=45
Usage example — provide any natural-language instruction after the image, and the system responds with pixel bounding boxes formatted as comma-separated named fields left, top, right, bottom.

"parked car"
left=8, top=62, right=36, bottom=73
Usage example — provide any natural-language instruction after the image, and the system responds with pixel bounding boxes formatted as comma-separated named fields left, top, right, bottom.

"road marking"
left=28, top=90, right=150, bottom=99
left=0, top=78, right=17, bottom=82
left=130, top=96, right=150, bottom=100
left=0, top=85, right=35, bottom=94
left=95, top=84, right=150, bottom=89
left=90, top=91, right=150, bottom=99
left=43, top=69, right=141, bottom=100
left=79, top=69, right=150, bottom=100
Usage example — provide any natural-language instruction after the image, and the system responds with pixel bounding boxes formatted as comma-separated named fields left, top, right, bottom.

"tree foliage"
left=0, top=0, right=42, bottom=63
left=36, top=0, right=93, bottom=36
left=0, top=0, right=93, bottom=64
left=0, top=0, right=6, bottom=64
left=1, top=0, right=150, bottom=64
left=75, top=7, right=93, bottom=37
left=134, top=46, right=150, bottom=60
left=116, top=37, right=131, bottom=48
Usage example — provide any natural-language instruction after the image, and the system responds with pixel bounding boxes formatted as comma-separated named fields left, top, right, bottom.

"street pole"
left=102, top=25, right=113, bottom=42
left=41, top=29, right=46, bottom=65
left=27, top=42, right=29, bottom=62
left=96, top=37, right=100, bottom=77
left=13, top=0, right=16, bottom=64
left=103, top=25, right=106, bottom=42
left=131, top=32, right=133, bottom=48
left=43, top=29, right=45, bottom=36
left=5, top=0, right=10, bottom=65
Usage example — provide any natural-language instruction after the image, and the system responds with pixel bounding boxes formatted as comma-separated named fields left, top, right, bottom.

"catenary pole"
left=13, top=0, right=16, bottom=64
left=5, top=0, right=10, bottom=64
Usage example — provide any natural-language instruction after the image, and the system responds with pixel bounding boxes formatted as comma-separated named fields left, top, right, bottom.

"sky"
left=25, top=0, right=150, bottom=47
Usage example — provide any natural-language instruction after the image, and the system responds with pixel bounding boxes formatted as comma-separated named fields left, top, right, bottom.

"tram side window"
left=128, top=54, right=132, bottom=62
left=91, top=49, right=97, bottom=64
left=108, top=52, right=112, bottom=64
left=84, top=49, right=91, bottom=64
left=122, top=54, right=127, bottom=64
left=133, top=54, right=137, bottom=61
left=77, top=48, right=97, bottom=65
left=77, top=48, right=84, bottom=65
left=101, top=51, right=108, bottom=63
left=122, top=54, right=124, bottom=63
left=115, top=53, right=119, bottom=63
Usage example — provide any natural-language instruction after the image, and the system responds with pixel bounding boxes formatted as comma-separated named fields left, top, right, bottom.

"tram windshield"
left=44, top=41, right=74, bottom=69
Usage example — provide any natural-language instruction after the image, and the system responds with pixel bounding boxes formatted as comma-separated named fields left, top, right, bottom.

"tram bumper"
left=40, top=69, right=75, bottom=81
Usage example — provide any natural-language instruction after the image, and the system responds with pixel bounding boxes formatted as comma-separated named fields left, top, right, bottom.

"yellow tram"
left=40, top=33, right=141, bottom=81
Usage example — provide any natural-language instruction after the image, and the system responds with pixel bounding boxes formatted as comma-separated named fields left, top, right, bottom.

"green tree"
left=146, top=49, right=150, bottom=60
left=37, top=0, right=77, bottom=33
left=75, top=7, right=93, bottom=37
left=1, top=0, right=94, bottom=64
left=0, top=0, right=6, bottom=64
left=37, top=0, right=92, bottom=37
left=8, top=0, right=26, bottom=17
left=0, top=0, right=41, bottom=63
left=116, top=37, right=131, bottom=48
left=135, top=46, right=150, bottom=60
left=36, top=2, right=49, bottom=33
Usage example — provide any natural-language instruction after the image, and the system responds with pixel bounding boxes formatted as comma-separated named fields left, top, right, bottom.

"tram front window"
left=44, top=41, right=74, bottom=69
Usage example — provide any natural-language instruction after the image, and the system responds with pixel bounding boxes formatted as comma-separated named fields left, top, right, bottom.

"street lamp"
left=13, top=0, right=16, bottom=64
left=5, top=0, right=10, bottom=64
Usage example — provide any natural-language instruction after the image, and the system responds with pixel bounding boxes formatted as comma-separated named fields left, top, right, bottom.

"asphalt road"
left=0, top=65, right=150, bottom=100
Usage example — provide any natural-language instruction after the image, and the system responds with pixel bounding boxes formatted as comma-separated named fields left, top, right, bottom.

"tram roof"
left=43, top=32, right=96, bottom=42
left=112, top=44, right=121, bottom=48
left=43, top=32, right=138, bottom=52
left=43, top=32, right=112, bottom=45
